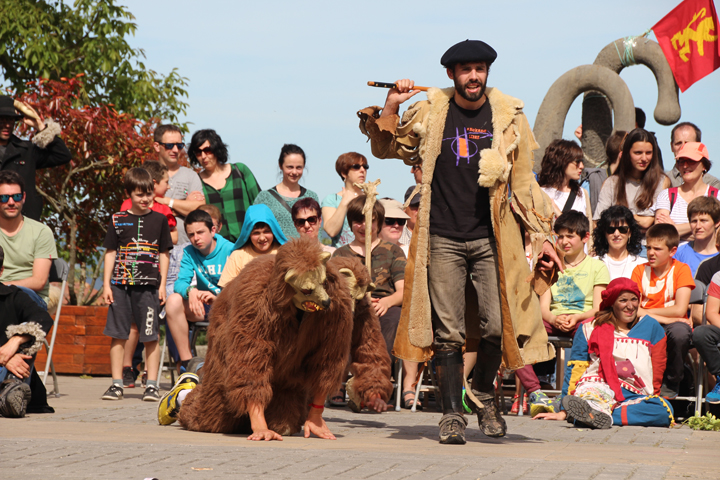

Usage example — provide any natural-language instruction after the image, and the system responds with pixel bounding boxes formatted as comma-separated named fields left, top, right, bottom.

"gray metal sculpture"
left=581, top=37, right=681, bottom=167
left=532, top=65, right=635, bottom=172
left=532, top=37, right=680, bottom=171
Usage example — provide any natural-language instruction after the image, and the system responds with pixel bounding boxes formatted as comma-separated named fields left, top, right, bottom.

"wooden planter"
left=35, top=305, right=112, bottom=375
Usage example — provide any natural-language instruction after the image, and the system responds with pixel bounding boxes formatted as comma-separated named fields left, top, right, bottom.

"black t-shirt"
left=430, top=98, right=493, bottom=239
left=103, top=210, right=173, bottom=287
left=695, top=254, right=720, bottom=287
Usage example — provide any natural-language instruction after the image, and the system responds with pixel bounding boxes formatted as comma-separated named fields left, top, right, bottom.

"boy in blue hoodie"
left=165, top=209, right=234, bottom=371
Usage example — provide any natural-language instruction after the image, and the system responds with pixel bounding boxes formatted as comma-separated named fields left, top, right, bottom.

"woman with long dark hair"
left=593, top=129, right=669, bottom=237
left=537, top=139, right=591, bottom=218
left=592, top=206, right=644, bottom=280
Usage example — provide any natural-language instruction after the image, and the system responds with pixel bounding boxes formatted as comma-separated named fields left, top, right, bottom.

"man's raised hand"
left=381, top=79, right=421, bottom=117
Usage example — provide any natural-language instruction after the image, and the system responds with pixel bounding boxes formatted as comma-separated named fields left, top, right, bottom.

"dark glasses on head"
left=294, top=215, right=319, bottom=228
left=160, top=142, right=185, bottom=150
left=606, top=225, right=629, bottom=235
left=195, top=146, right=213, bottom=155
left=0, top=193, right=22, bottom=203
left=350, top=163, right=369, bottom=170
left=384, top=218, right=406, bottom=226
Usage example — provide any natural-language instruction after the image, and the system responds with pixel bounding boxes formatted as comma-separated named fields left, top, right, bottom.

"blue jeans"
left=428, top=235, right=503, bottom=351
left=16, top=285, right=47, bottom=310
left=0, top=357, right=35, bottom=386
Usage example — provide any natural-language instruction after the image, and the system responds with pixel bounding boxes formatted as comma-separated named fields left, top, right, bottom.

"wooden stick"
left=367, top=81, right=429, bottom=92
left=355, top=179, right=382, bottom=275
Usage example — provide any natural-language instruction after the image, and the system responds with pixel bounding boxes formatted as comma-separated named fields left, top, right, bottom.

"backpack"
left=668, top=186, right=719, bottom=212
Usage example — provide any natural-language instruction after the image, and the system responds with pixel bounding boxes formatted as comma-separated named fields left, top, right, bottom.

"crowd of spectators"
left=2, top=89, right=720, bottom=429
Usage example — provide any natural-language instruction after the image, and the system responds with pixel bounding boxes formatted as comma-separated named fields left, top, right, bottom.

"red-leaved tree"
left=14, top=75, right=159, bottom=305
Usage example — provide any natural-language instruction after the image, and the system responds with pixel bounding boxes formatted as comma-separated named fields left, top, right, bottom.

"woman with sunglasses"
left=321, top=152, right=370, bottom=248
left=592, top=206, right=644, bottom=280
left=378, top=198, right=410, bottom=257
left=537, top=139, right=592, bottom=218
left=653, top=142, right=717, bottom=245
left=291, top=198, right=335, bottom=253
left=594, top=129, right=669, bottom=251
left=253, top=144, right=319, bottom=240
left=189, top=129, right=260, bottom=243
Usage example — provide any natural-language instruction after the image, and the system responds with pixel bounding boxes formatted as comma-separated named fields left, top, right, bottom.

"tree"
left=0, top=0, right=188, bottom=124
left=15, top=76, right=159, bottom=305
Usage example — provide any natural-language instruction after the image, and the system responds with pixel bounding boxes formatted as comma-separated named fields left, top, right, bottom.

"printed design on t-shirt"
left=640, top=265, right=676, bottom=308
left=443, top=127, right=492, bottom=166
left=112, top=213, right=161, bottom=285
left=552, top=270, right=590, bottom=311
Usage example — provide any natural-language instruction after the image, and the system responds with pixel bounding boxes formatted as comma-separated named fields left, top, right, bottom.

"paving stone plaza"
left=1, top=376, right=719, bottom=479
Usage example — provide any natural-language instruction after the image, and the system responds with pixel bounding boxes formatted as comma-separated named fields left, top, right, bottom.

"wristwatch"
left=186, top=285, right=196, bottom=297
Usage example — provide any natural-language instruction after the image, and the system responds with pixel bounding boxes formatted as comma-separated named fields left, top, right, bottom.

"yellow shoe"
left=157, top=372, right=199, bottom=425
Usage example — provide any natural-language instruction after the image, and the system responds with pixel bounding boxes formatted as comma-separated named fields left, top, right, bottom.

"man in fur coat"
left=358, top=40, right=561, bottom=444
left=0, top=95, right=71, bottom=221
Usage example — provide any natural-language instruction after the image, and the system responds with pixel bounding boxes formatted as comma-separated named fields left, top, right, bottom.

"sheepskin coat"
left=358, top=87, right=555, bottom=369
left=178, top=238, right=392, bottom=435
left=1, top=120, right=71, bottom=221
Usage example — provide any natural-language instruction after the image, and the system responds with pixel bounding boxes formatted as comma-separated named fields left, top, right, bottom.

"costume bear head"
left=272, top=237, right=334, bottom=313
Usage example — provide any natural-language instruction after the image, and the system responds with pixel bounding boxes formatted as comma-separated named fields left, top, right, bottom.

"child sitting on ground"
left=217, top=204, right=287, bottom=288
left=533, top=278, right=673, bottom=428
left=165, top=209, right=234, bottom=373
left=522, top=211, right=609, bottom=416
left=120, top=160, right=178, bottom=245
left=673, top=196, right=720, bottom=277
left=101, top=168, right=172, bottom=402
left=630, top=224, right=695, bottom=399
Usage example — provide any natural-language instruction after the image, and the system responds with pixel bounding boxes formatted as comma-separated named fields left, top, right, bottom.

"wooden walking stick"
left=367, top=81, right=430, bottom=92
left=354, top=179, right=381, bottom=275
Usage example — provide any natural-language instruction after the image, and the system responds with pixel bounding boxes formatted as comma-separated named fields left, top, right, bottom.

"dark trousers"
left=663, top=322, right=693, bottom=386
left=693, top=324, right=720, bottom=377
left=379, top=305, right=402, bottom=362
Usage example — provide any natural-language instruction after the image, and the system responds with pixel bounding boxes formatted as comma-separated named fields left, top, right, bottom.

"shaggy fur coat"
left=358, top=87, right=556, bottom=369
left=178, top=238, right=392, bottom=434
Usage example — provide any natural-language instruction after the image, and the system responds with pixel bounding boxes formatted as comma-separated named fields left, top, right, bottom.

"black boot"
left=468, top=342, right=507, bottom=437
left=435, top=349, right=468, bottom=444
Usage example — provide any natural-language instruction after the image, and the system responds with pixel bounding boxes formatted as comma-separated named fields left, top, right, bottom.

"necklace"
left=565, top=254, right=586, bottom=268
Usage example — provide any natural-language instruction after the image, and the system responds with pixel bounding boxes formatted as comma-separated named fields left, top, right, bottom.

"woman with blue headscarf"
left=218, top=204, right=287, bottom=288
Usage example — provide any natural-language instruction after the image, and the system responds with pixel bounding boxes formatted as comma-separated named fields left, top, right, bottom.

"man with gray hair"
left=666, top=122, right=720, bottom=188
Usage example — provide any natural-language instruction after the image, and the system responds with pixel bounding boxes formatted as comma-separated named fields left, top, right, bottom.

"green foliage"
left=0, top=0, right=188, bottom=124
left=684, top=412, right=720, bottom=431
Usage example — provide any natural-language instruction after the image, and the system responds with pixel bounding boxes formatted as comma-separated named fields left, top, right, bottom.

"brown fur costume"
left=178, top=238, right=392, bottom=434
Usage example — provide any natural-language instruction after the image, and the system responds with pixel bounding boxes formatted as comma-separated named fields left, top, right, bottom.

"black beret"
left=440, top=40, right=497, bottom=68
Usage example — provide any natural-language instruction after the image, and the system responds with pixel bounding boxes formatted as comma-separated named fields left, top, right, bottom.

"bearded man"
left=358, top=39, right=560, bottom=444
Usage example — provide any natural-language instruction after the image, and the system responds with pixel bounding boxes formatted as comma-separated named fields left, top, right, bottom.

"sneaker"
left=101, top=384, right=123, bottom=401
left=143, top=385, right=161, bottom=402
left=510, top=394, right=529, bottom=415
left=706, top=379, right=720, bottom=404
left=158, top=372, right=199, bottom=425
left=660, top=382, right=679, bottom=400
left=561, top=395, right=612, bottom=429
left=122, top=366, right=135, bottom=388
left=469, top=393, right=507, bottom=437
left=438, top=413, right=467, bottom=444
left=529, top=391, right=554, bottom=417
left=0, top=379, right=32, bottom=418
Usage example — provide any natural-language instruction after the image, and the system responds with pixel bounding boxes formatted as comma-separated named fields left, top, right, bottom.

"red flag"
left=653, top=0, right=720, bottom=91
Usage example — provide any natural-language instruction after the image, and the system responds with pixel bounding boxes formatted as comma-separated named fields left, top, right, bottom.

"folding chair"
left=159, top=319, right=209, bottom=386
left=690, top=281, right=708, bottom=414
left=42, top=258, right=70, bottom=397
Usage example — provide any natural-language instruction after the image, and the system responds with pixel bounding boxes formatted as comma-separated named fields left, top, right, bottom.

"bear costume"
left=178, top=237, right=393, bottom=435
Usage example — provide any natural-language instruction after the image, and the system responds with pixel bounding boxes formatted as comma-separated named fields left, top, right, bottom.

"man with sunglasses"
left=358, top=40, right=560, bottom=444
left=0, top=95, right=71, bottom=221
left=0, top=171, right=57, bottom=309
left=152, top=125, right=205, bottom=244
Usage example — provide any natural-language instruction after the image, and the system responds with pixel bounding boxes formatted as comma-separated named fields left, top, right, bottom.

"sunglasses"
left=350, top=164, right=369, bottom=171
left=160, top=142, right=185, bottom=150
left=384, top=218, right=407, bottom=227
left=0, top=193, right=22, bottom=203
left=606, top=225, right=629, bottom=235
left=294, top=215, right=319, bottom=228
left=195, top=146, right=213, bottom=155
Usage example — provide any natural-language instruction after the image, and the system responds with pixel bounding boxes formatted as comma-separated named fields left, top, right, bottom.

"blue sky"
left=123, top=0, right=720, bottom=202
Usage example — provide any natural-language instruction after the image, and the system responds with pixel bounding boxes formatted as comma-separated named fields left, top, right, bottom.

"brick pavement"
left=1, top=376, right=719, bottom=479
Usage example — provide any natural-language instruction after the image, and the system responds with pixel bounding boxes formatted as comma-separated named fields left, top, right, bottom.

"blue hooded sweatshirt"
left=232, top=204, right=288, bottom=251
left=175, top=234, right=234, bottom=298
